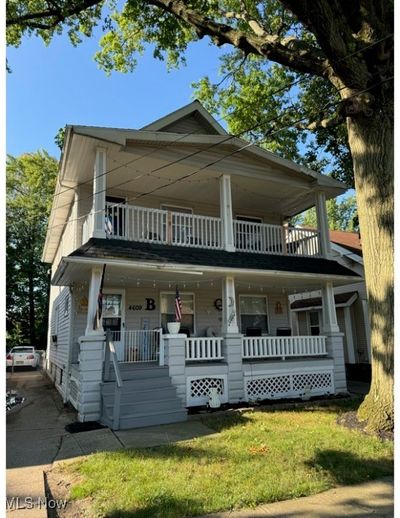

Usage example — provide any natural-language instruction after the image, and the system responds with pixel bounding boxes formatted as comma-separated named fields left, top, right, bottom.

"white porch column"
left=220, top=174, right=235, bottom=252
left=86, top=267, right=105, bottom=335
left=221, top=276, right=239, bottom=334
left=321, top=281, right=347, bottom=392
left=321, top=282, right=339, bottom=333
left=93, top=147, right=107, bottom=239
left=315, top=190, right=331, bottom=258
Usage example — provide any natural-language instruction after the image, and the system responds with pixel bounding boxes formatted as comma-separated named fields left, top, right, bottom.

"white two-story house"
left=42, top=101, right=360, bottom=429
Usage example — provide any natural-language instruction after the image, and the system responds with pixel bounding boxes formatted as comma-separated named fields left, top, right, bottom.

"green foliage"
left=298, top=196, right=358, bottom=231
left=54, top=126, right=66, bottom=151
left=6, top=150, right=58, bottom=349
left=194, top=54, right=353, bottom=185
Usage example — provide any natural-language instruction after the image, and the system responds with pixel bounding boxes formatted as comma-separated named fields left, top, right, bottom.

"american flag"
left=93, top=264, right=106, bottom=330
left=175, top=286, right=182, bottom=322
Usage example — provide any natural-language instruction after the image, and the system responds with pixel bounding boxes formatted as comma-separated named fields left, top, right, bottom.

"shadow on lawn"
left=110, top=441, right=228, bottom=462
left=306, top=449, right=393, bottom=485
left=104, top=494, right=202, bottom=518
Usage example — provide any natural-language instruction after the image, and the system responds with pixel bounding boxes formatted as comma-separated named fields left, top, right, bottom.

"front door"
left=102, top=290, right=125, bottom=361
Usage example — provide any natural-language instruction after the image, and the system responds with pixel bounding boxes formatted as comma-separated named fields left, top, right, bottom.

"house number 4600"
left=128, top=298, right=156, bottom=311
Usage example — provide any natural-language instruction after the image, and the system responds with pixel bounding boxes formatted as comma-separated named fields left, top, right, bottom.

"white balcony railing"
left=185, top=337, right=224, bottom=361
left=78, top=202, right=322, bottom=258
left=105, top=203, right=223, bottom=250
left=171, top=211, right=223, bottom=249
left=234, top=220, right=321, bottom=257
left=110, top=329, right=164, bottom=364
left=242, top=336, right=327, bottom=360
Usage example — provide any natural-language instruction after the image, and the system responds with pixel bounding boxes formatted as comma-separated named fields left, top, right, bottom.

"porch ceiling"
left=61, top=131, right=346, bottom=217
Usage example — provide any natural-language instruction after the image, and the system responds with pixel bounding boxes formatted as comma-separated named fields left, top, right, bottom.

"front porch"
left=55, top=249, right=358, bottom=428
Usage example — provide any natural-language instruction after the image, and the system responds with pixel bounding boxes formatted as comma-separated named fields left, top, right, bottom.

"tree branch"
left=149, top=0, right=326, bottom=77
left=6, top=0, right=101, bottom=27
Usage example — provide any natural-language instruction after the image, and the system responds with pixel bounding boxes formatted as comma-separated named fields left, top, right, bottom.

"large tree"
left=6, top=151, right=58, bottom=350
left=6, top=1, right=393, bottom=433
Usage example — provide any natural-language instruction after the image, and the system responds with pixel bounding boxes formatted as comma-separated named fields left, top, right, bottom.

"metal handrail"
left=104, top=331, right=123, bottom=430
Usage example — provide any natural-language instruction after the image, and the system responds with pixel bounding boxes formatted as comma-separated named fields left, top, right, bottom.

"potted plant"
left=167, top=287, right=182, bottom=334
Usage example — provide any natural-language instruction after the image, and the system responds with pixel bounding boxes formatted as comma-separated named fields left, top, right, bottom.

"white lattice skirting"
left=244, top=368, right=334, bottom=401
left=68, top=377, right=80, bottom=410
left=186, top=375, right=228, bottom=406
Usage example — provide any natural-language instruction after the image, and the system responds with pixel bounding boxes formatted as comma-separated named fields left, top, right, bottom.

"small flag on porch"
left=93, top=264, right=106, bottom=330
left=175, top=286, right=182, bottom=322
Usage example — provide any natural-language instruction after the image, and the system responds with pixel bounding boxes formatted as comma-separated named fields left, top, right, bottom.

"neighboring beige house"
left=42, top=101, right=360, bottom=429
left=290, top=230, right=371, bottom=381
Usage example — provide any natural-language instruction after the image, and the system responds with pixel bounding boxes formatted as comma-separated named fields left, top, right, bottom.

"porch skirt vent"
left=245, top=370, right=334, bottom=401
left=186, top=376, right=228, bottom=407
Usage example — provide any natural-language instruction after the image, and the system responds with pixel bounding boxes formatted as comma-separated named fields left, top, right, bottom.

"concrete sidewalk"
left=202, top=477, right=394, bottom=517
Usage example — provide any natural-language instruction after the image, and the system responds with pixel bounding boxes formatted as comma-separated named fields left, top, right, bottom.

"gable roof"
left=329, top=230, right=362, bottom=257
left=291, top=291, right=358, bottom=310
left=141, top=100, right=228, bottom=135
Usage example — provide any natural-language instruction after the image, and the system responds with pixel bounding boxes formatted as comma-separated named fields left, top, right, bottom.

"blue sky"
left=7, top=29, right=225, bottom=158
left=6, top=25, right=354, bottom=200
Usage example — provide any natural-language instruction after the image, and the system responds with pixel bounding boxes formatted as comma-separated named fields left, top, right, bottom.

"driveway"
left=6, top=368, right=76, bottom=515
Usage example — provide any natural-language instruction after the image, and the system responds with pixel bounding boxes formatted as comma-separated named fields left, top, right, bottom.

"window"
left=240, top=295, right=269, bottom=334
left=236, top=215, right=263, bottom=223
left=54, top=304, right=59, bottom=334
left=161, top=204, right=193, bottom=244
left=309, top=311, right=320, bottom=335
left=102, top=294, right=123, bottom=338
left=160, top=292, right=195, bottom=334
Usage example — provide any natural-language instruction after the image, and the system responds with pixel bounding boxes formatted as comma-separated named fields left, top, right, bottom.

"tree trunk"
left=346, top=107, right=394, bottom=433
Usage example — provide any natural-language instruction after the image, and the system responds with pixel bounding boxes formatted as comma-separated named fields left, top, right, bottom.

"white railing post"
left=220, top=174, right=235, bottom=252
left=159, top=330, right=165, bottom=366
left=93, top=147, right=107, bottom=239
left=315, top=190, right=331, bottom=258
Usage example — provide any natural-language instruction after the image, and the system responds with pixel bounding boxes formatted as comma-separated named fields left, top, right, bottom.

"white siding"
left=48, top=286, right=71, bottom=396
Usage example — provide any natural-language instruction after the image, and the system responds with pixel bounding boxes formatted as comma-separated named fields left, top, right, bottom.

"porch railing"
left=79, top=202, right=322, bottom=257
left=234, top=220, right=321, bottom=257
left=171, top=211, right=223, bottom=249
left=104, top=202, right=223, bottom=250
left=242, top=336, right=327, bottom=360
left=111, top=329, right=164, bottom=364
left=185, top=337, right=224, bottom=361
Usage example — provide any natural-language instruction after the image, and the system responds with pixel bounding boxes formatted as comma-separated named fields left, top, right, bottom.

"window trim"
left=159, top=291, right=196, bottom=334
left=235, top=214, right=263, bottom=223
left=239, top=294, right=269, bottom=334
left=102, top=289, right=126, bottom=332
left=161, top=203, right=193, bottom=214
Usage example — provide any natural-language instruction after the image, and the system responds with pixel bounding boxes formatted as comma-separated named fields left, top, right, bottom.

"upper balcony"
left=42, top=101, right=348, bottom=267
left=82, top=202, right=321, bottom=257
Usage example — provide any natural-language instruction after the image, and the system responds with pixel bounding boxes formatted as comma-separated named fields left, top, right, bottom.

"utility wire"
left=48, top=33, right=393, bottom=204
left=45, top=74, right=393, bottom=237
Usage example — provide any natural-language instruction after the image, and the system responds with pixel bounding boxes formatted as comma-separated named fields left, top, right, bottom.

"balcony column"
left=315, top=190, right=331, bottom=258
left=321, top=281, right=347, bottom=392
left=221, top=276, right=239, bottom=335
left=219, top=174, right=235, bottom=252
left=85, top=266, right=105, bottom=335
left=93, top=147, right=107, bottom=239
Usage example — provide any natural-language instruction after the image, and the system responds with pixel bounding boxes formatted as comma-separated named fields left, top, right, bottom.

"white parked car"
left=6, top=347, right=39, bottom=370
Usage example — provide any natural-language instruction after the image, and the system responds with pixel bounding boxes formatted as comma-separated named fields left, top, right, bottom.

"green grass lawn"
left=62, top=400, right=393, bottom=517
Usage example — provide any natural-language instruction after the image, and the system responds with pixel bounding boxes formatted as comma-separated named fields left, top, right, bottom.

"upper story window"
left=160, top=292, right=195, bottom=335
left=239, top=295, right=269, bottom=335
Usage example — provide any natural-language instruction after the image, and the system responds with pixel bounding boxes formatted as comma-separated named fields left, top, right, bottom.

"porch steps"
left=100, top=364, right=187, bottom=430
